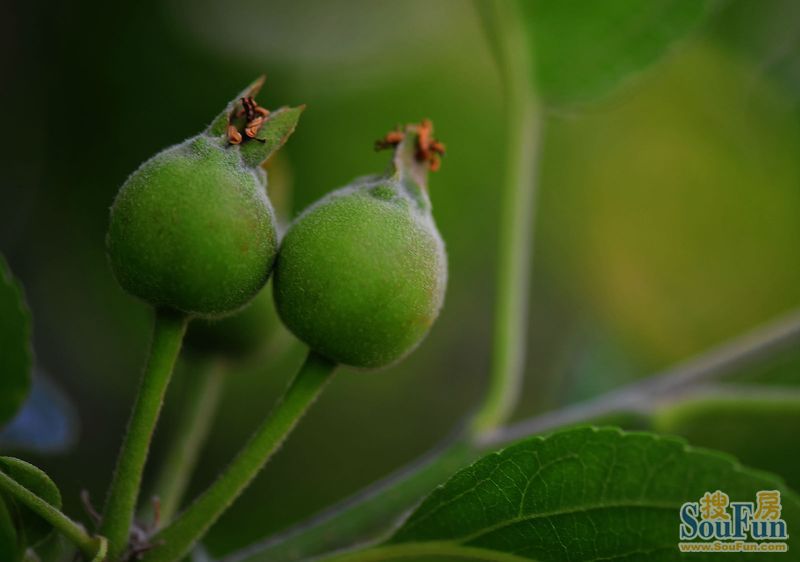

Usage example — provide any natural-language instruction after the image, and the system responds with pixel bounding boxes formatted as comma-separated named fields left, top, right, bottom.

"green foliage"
left=518, top=0, right=716, bottom=105
left=653, top=391, right=800, bottom=491
left=0, top=256, right=32, bottom=427
left=0, top=458, right=62, bottom=549
left=378, top=427, right=800, bottom=561
left=274, top=129, right=447, bottom=369
left=7, top=4, right=800, bottom=561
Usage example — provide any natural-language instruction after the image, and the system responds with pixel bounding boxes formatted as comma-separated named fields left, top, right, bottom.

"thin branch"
left=470, top=0, right=542, bottom=434
left=151, top=356, right=227, bottom=525
left=650, top=383, right=800, bottom=406
left=483, top=308, right=800, bottom=447
left=141, top=352, right=337, bottom=562
left=100, top=308, right=188, bottom=560
left=221, top=307, right=800, bottom=562
left=223, top=422, right=476, bottom=562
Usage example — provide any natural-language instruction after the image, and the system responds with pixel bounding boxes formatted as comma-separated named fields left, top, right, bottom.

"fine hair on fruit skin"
left=274, top=122, right=448, bottom=369
left=107, top=135, right=278, bottom=318
left=106, top=79, right=302, bottom=320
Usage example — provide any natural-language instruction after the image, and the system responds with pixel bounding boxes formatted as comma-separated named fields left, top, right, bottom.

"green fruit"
left=274, top=123, right=447, bottom=369
left=107, top=78, right=302, bottom=318
left=108, top=137, right=275, bottom=317
left=184, top=152, right=294, bottom=357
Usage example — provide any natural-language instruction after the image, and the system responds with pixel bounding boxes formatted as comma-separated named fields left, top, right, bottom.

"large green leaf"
left=0, top=256, right=32, bottom=426
left=357, top=427, right=800, bottom=561
left=0, top=457, right=62, bottom=548
left=652, top=390, right=800, bottom=492
left=519, top=0, right=716, bottom=105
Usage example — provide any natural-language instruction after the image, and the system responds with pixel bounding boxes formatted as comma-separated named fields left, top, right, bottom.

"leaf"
left=239, top=105, right=305, bottom=168
left=519, top=0, right=716, bottom=105
left=652, top=388, right=800, bottom=492
left=206, top=76, right=267, bottom=137
left=0, top=373, right=78, bottom=454
left=0, top=499, right=22, bottom=562
left=378, top=427, right=800, bottom=561
left=0, top=255, right=32, bottom=426
left=204, top=77, right=304, bottom=169
left=0, top=457, right=62, bottom=548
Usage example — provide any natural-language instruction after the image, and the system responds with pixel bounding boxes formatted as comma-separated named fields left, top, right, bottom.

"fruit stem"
left=392, top=128, right=429, bottom=194
left=0, top=470, right=105, bottom=560
left=151, top=356, right=227, bottom=526
left=219, top=310, right=800, bottom=562
left=100, top=308, right=189, bottom=561
left=471, top=0, right=542, bottom=435
left=218, top=433, right=476, bottom=562
left=140, top=351, right=337, bottom=562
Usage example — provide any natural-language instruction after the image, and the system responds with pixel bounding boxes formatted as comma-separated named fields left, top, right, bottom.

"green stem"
left=141, top=351, right=337, bottom=562
left=100, top=308, right=188, bottom=560
left=222, top=309, right=800, bottom=562
left=0, top=471, right=103, bottom=560
left=152, top=357, right=227, bottom=525
left=225, top=434, right=477, bottom=562
left=471, top=0, right=542, bottom=434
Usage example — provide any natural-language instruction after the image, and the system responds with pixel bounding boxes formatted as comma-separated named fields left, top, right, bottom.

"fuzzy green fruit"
left=274, top=123, right=447, bottom=369
left=184, top=153, right=294, bottom=356
left=108, top=137, right=275, bottom=317
left=107, top=79, right=302, bottom=318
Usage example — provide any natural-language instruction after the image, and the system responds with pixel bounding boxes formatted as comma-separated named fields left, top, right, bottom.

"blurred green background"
left=2, top=0, right=800, bottom=557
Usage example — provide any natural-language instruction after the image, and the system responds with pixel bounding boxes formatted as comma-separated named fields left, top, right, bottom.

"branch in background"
left=222, top=307, right=800, bottom=562
left=659, top=383, right=800, bottom=403
left=151, top=357, right=227, bottom=526
left=470, top=0, right=541, bottom=434
left=485, top=307, right=800, bottom=447
left=224, top=425, right=475, bottom=562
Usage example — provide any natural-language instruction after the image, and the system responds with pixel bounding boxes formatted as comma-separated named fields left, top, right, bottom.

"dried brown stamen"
left=227, top=96, right=270, bottom=144
left=227, top=125, right=243, bottom=145
left=375, top=121, right=445, bottom=171
left=415, top=119, right=445, bottom=172
left=375, top=129, right=405, bottom=151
